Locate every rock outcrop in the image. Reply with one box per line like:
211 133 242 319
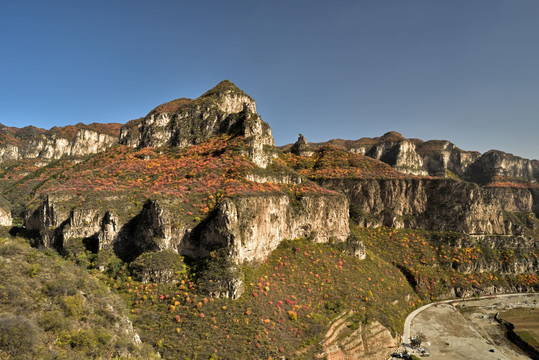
415 139 481 177
361 132 428 176
464 150 539 185
26 193 350 264
119 80 275 168
321 311 398 360
0 123 120 165
319 178 510 235
189 194 350 263
0 196 12 226
290 134 314 156
308 132 428 176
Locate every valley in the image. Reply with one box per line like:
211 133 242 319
0 80 537 359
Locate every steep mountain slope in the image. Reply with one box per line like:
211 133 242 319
0 236 158 359
11 82 349 266
119 80 274 168
284 132 539 217
0 80 537 359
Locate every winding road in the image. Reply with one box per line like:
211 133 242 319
395 293 537 360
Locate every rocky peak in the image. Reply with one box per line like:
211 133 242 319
119 80 274 167
465 150 539 185
380 131 405 141
363 133 428 176
417 140 481 177
290 134 314 156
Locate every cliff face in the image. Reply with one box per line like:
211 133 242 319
26 193 350 264
0 196 12 226
289 133 538 219
0 124 120 165
362 133 428 176
191 194 349 263
319 178 509 235
416 140 481 177
464 150 539 184
449 235 539 275
483 187 534 213
119 80 275 168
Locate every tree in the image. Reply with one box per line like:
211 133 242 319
410 331 427 349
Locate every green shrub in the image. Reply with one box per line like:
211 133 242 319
94 249 124 277
0 315 41 356
70 329 98 352
39 310 71 332
197 249 244 298
62 294 85 318
130 250 187 283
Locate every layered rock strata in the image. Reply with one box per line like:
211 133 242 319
119 80 275 168
0 124 120 164
319 178 510 235
26 193 350 264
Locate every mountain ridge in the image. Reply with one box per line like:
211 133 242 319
0 80 537 359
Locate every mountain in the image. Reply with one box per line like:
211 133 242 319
0 122 121 165
0 80 537 359
284 132 539 217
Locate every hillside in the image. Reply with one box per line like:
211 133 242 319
0 235 158 359
0 80 537 359
283 132 539 218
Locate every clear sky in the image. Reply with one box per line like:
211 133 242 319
1 1 538 159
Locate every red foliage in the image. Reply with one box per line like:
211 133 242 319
281 144 419 179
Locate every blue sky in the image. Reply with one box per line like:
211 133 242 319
1 1 538 159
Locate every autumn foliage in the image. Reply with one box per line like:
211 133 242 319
281 144 419 179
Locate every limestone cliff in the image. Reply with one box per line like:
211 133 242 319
318 178 509 235
0 123 120 165
0 196 12 226
190 193 349 263
483 187 534 213
415 139 481 177
361 132 428 176
464 150 539 184
294 132 428 176
285 132 538 218
119 80 275 168
26 192 350 264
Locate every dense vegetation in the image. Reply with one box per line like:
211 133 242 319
111 239 417 359
0 235 158 359
354 226 538 300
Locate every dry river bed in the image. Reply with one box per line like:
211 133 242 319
407 294 538 360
